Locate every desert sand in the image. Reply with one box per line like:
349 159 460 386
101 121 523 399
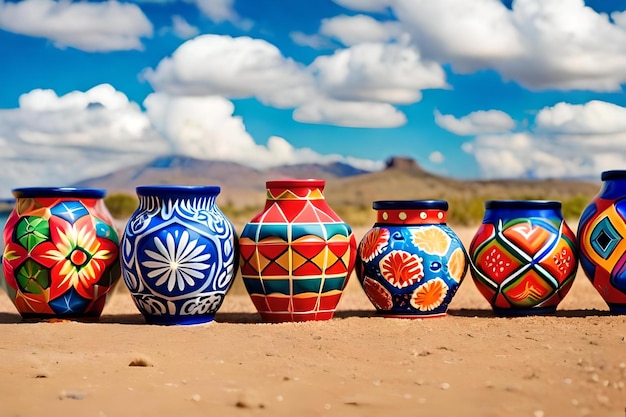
0 226 625 417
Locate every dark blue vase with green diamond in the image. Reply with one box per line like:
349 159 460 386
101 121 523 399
578 170 626 313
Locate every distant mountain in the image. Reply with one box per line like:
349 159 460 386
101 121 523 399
73 155 372 205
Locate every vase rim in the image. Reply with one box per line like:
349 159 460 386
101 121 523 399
12 187 106 199
372 200 448 211
266 179 325 188
136 185 221 197
601 170 626 181
485 200 561 210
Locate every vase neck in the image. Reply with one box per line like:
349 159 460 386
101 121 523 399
265 183 326 202
375 207 447 225
600 178 626 200
139 194 217 211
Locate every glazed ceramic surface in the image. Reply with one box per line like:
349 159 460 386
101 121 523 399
239 180 356 322
356 200 468 318
120 186 237 325
469 200 578 315
578 170 626 313
2 188 120 318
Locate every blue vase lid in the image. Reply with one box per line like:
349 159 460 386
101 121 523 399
601 170 626 181
372 200 449 211
485 200 561 210
136 185 221 197
12 187 106 199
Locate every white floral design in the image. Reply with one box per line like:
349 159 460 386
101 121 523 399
142 230 212 292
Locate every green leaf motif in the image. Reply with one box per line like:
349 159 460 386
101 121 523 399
16 216 50 251
16 259 50 294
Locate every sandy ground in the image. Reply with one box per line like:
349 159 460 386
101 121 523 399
0 226 625 417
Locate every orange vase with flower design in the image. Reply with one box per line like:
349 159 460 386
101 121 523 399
2 188 120 319
356 200 468 318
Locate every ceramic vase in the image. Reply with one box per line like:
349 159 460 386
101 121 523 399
577 170 626 313
356 200 468 318
2 188 120 318
469 200 578 315
120 186 237 325
239 179 356 322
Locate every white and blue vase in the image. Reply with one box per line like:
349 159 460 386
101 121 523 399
120 186 238 325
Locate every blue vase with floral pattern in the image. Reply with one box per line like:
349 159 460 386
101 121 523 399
120 186 237 325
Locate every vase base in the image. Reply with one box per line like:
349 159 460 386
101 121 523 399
607 304 626 314
380 312 447 319
143 315 216 325
259 311 335 322
492 306 557 317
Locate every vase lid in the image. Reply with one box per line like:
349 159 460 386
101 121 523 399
372 200 448 211
12 187 106 199
485 200 561 210
136 185 221 197
601 170 626 181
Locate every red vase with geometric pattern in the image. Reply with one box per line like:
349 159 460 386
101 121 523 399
469 200 578 316
2 188 120 319
238 180 357 322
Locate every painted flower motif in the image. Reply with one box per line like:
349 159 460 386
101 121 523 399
360 228 390 262
410 278 449 312
411 226 451 256
379 250 424 289
142 230 212 292
363 277 393 310
447 247 467 283
41 217 118 300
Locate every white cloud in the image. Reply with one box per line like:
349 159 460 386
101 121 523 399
0 84 383 196
465 101 626 179
392 0 626 91
142 34 315 108
429 151 444 164
293 98 406 128
320 14 402 46
434 109 516 135
311 42 447 104
535 100 626 135
331 0 391 13
144 34 423 127
0 0 153 52
143 92 383 168
0 85 167 196
289 31 334 49
190 0 252 30
172 15 199 39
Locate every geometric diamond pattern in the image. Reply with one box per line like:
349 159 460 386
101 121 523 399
240 182 356 322
50 201 89 225
590 216 622 260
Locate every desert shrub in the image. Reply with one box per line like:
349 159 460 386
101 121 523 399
561 194 592 222
333 204 376 227
104 193 139 219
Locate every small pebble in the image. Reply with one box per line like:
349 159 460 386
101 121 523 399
440 382 450 390
373 380 382 386
596 394 609 405
276 395 284 402
591 374 599 382
564 378 572 385
324 403 331 410
191 394 201 402
571 399 579 406
533 410 544 417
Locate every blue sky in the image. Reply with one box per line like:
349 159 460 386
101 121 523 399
1 0 626 197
